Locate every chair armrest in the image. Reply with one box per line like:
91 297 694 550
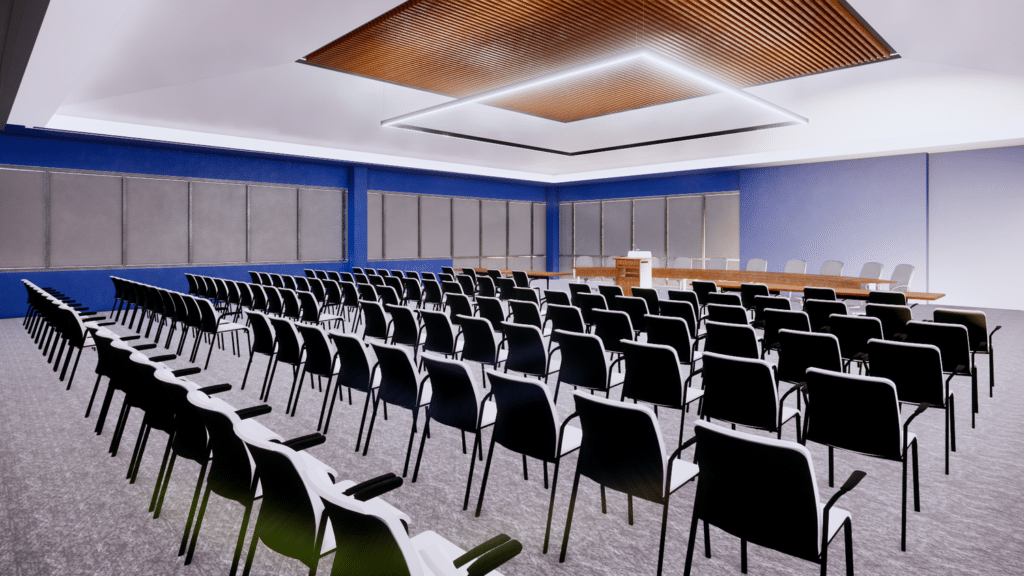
902 403 931 451
199 383 232 395
684 368 704 389
135 343 158 350
148 354 177 363
779 382 806 406
282 433 326 451
121 335 142 341
990 325 1003 349
465 539 523 576
96 321 117 327
172 366 203 378
824 470 866 514
557 413 581 458
343 472 398 496
454 534 513 569
235 404 272 419
346 473 404 501
609 354 625 373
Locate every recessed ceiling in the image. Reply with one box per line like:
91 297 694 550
306 0 895 123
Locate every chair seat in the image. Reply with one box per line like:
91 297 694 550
669 460 700 493
819 504 852 548
781 405 801 426
906 432 917 454
414 530 506 576
558 425 583 456
217 321 248 334
684 386 704 405
236 418 283 443
480 399 497 428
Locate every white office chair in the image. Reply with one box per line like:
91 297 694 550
890 264 915 292
783 259 807 274
819 260 844 276
746 258 768 272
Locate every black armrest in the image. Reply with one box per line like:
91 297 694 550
683 368 704 389
466 540 523 576
779 382 806 406
283 433 326 451
824 471 866 514
97 322 117 327
990 325 1002 348
135 343 158 350
902 403 931 450
454 534 512 568
343 472 398 496
235 404 272 419
148 354 177 363
73 306 90 311
352 476 404 501
199 383 232 395
172 366 203 377
121 335 142 341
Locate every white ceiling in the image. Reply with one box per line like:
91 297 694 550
10 0 1024 183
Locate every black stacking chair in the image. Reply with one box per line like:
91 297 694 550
551 330 623 401
683 422 865 576
476 296 507 335
667 289 700 312
499 321 551 381
776 329 843 399
510 299 544 330
444 293 474 327
359 300 390 342
591 309 634 359
364 343 432 477
630 287 660 315
475 370 582 555
760 309 810 359
865 303 913 340
324 333 379 447
457 315 502 378
368 274 386 287
384 275 405 300
868 339 956 474
544 304 585 354
751 295 790 330
377 285 401 308
280 288 302 321
354 273 369 284
740 283 770 314
658 299 698 340
559 393 700 576
620 340 704 446
543 290 571 307
706 303 749 325
567 282 591 306
704 321 759 359
193 298 250 369
495 277 516 301
264 286 284 317
615 295 650 334
442 266 456 277
422 279 443 310
352 266 364 275
597 285 624 310
904 320 978 428
575 293 607 330
829 314 883 373
803 299 847 333
804 367 924 551
298 290 344 330
294 276 310 293
706 292 742 307
456 274 476 299
439 273 455 284
419 309 460 358
413 355 497 510
933 309 1001 398
282 274 297 291
868 291 907 306
646 314 701 373
263 317 305 407
476 276 496 298
339 281 361 323
421 272 437 282
328 271 343 282
291 324 338 418
321 280 342 315
385 303 420 352
803 286 837 302
401 277 423 308
242 311 276 392
700 351 802 441
691 280 718 314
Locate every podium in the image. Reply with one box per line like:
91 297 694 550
614 251 653 296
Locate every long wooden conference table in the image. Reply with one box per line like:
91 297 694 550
472 268 573 289
572 267 946 301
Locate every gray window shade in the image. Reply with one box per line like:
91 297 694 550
192 181 246 264
367 192 383 260
633 197 667 258
298 187 344 261
531 256 545 271
559 203 573 255
532 202 546 256
453 257 480 270
480 200 507 256
125 178 189 265
668 195 704 259
508 201 532 255
705 193 740 259
384 193 419 259
507 256 531 271
250 185 297 262
49 172 122 267
419 196 452 258
602 200 632 257
0 168 46 268
573 202 601 256
452 198 480 257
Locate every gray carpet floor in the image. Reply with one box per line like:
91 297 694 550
2 288 1023 576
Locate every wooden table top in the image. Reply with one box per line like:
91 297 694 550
573 266 894 291
471 268 573 278
712 281 945 301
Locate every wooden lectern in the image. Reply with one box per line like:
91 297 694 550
614 253 652 296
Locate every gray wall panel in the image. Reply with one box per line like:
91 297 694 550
573 202 601 256
480 200 507 256
668 195 704 259
559 203 573 255
453 198 480 257
420 196 452 258
49 172 122 267
367 192 383 260
384 193 419 259
0 168 46 268
192 181 246 264
508 201 532 256
602 200 632 257
532 203 546 256
705 193 740 259
298 188 344 261
634 197 667 257
507 256 531 271
250 185 297 262
453 257 480 270
125 177 189 265
480 256 506 270
531 256 545 272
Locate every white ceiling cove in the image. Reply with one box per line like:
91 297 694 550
10 0 1024 183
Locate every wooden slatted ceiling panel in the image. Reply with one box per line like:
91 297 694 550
307 0 892 123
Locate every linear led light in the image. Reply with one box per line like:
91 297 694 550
380 48 808 127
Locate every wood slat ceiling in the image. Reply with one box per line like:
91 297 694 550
306 0 894 123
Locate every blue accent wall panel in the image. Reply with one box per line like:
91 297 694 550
557 171 739 202
367 168 544 201
739 154 928 290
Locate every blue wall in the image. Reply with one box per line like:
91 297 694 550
739 154 928 289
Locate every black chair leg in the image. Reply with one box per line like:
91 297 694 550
150 435 174 513
241 350 256 390
352 389 373 450
180 459 208 556
475 435 499 517
741 538 748 574
683 510 699 576
231 502 254 576
844 518 854 576
557 471 582 562
241 527 259 576
361 394 381 456
412 413 431 483
542 458 561 554
185 484 212 564
86 375 104 418
402 408 420 477
463 431 482 511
